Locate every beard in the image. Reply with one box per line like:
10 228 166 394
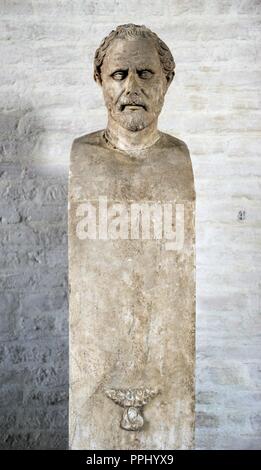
111 108 157 132
104 89 166 132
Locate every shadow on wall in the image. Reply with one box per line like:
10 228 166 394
0 105 69 449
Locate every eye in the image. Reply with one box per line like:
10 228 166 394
111 70 127 80
138 69 153 79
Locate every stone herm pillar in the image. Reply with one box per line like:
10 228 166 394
69 24 195 450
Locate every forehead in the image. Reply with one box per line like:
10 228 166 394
101 38 161 72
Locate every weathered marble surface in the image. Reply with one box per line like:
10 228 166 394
69 130 195 449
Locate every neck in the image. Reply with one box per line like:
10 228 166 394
104 116 160 152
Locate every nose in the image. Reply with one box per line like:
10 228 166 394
125 71 139 96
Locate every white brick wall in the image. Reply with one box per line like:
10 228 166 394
0 0 260 449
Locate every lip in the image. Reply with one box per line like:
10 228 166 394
120 104 146 111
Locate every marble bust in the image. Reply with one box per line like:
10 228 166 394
69 24 195 450
93 23 175 154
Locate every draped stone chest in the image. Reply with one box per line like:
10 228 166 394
69 24 195 450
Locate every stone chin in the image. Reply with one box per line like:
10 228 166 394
110 109 159 132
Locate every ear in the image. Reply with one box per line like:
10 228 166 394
166 71 174 89
94 71 103 87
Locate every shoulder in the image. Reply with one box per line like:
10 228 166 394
71 130 104 150
159 131 190 156
159 132 195 192
70 130 105 166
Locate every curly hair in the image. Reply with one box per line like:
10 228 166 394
94 24 175 85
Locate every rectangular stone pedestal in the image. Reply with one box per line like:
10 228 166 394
69 131 195 449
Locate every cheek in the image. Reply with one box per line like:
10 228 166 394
155 78 166 94
103 82 122 106
149 87 165 109
147 78 166 103
102 86 112 105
